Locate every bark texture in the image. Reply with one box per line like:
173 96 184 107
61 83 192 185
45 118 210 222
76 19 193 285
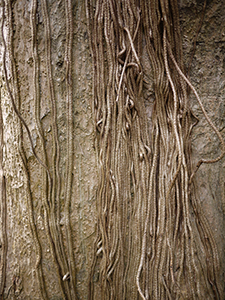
0 0 224 299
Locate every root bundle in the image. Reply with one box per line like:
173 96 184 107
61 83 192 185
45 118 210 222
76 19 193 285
86 0 224 299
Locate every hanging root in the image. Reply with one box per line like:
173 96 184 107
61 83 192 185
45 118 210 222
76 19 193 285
86 0 223 299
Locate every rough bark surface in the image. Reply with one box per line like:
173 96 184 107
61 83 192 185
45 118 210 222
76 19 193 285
180 0 225 292
0 0 224 299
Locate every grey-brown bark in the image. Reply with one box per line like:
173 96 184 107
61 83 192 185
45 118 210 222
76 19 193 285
0 0 224 299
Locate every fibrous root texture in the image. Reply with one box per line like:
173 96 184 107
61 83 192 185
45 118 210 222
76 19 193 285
86 0 225 299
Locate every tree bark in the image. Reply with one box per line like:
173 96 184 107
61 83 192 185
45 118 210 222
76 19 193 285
0 0 224 299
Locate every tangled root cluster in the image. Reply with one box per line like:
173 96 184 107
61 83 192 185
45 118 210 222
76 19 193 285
86 0 224 299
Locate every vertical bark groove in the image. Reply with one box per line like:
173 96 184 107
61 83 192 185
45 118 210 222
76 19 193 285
0 87 7 300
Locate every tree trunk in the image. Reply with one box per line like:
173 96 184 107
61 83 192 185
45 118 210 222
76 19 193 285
0 0 224 299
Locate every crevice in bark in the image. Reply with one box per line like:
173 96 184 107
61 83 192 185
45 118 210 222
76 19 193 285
0 86 7 300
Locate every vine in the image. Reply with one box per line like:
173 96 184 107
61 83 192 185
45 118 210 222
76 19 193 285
2 1 48 298
2 0 77 298
64 0 77 298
